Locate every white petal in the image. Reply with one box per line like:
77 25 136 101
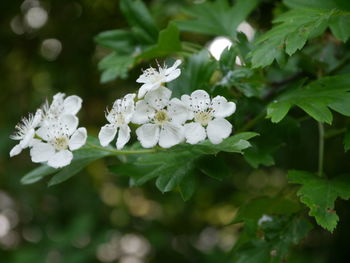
132 100 155 124
32 109 42 127
10 144 22 157
168 98 192 124
181 90 210 112
121 93 136 108
52 93 65 107
136 124 160 148
48 150 73 168
69 127 87 150
36 126 50 141
165 69 180 82
180 94 191 107
59 114 79 135
19 128 35 148
63 95 82 115
211 96 236 118
184 122 207 144
136 72 151 84
207 118 232 144
98 124 117 147
116 125 131 149
29 138 41 147
53 92 65 102
138 83 159 98
159 123 184 148
165 59 182 75
144 86 171 110
120 93 136 121
30 142 55 163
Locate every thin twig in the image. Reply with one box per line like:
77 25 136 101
318 122 325 177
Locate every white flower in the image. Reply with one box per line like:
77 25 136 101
258 214 273 226
9 109 42 157
132 87 189 148
136 60 182 99
41 92 82 125
181 90 236 144
30 114 87 168
98 93 135 149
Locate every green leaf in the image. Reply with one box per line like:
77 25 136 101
288 170 350 231
94 30 137 54
175 0 258 38
283 0 337 9
21 138 113 186
108 133 257 199
244 145 275 168
120 0 158 44
138 23 181 59
250 8 350 68
177 132 258 155
329 14 350 42
48 140 113 186
155 157 195 193
218 52 267 98
98 54 135 83
179 172 197 201
266 74 350 123
343 126 350 152
168 49 217 98
21 165 58 185
267 102 292 123
232 216 312 263
233 196 301 224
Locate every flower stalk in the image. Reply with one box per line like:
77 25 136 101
86 142 157 155
318 122 325 177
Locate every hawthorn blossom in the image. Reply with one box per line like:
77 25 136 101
132 87 189 148
136 60 182 98
181 90 236 144
98 93 135 149
31 115 87 168
41 92 82 126
9 109 42 157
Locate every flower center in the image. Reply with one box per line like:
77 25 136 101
154 110 169 125
52 136 69 151
115 113 125 125
195 111 213 126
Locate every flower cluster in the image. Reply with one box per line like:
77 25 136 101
10 93 87 168
10 60 236 169
99 60 236 149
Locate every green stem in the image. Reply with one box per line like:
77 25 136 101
318 122 325 177
86 143 157 155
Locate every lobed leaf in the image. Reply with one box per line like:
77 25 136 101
138 23 181 60
267 74 350 123
289 170 350 232
250 7 350 68
175 0 258 39
233 196 301 224
120 0 158 44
